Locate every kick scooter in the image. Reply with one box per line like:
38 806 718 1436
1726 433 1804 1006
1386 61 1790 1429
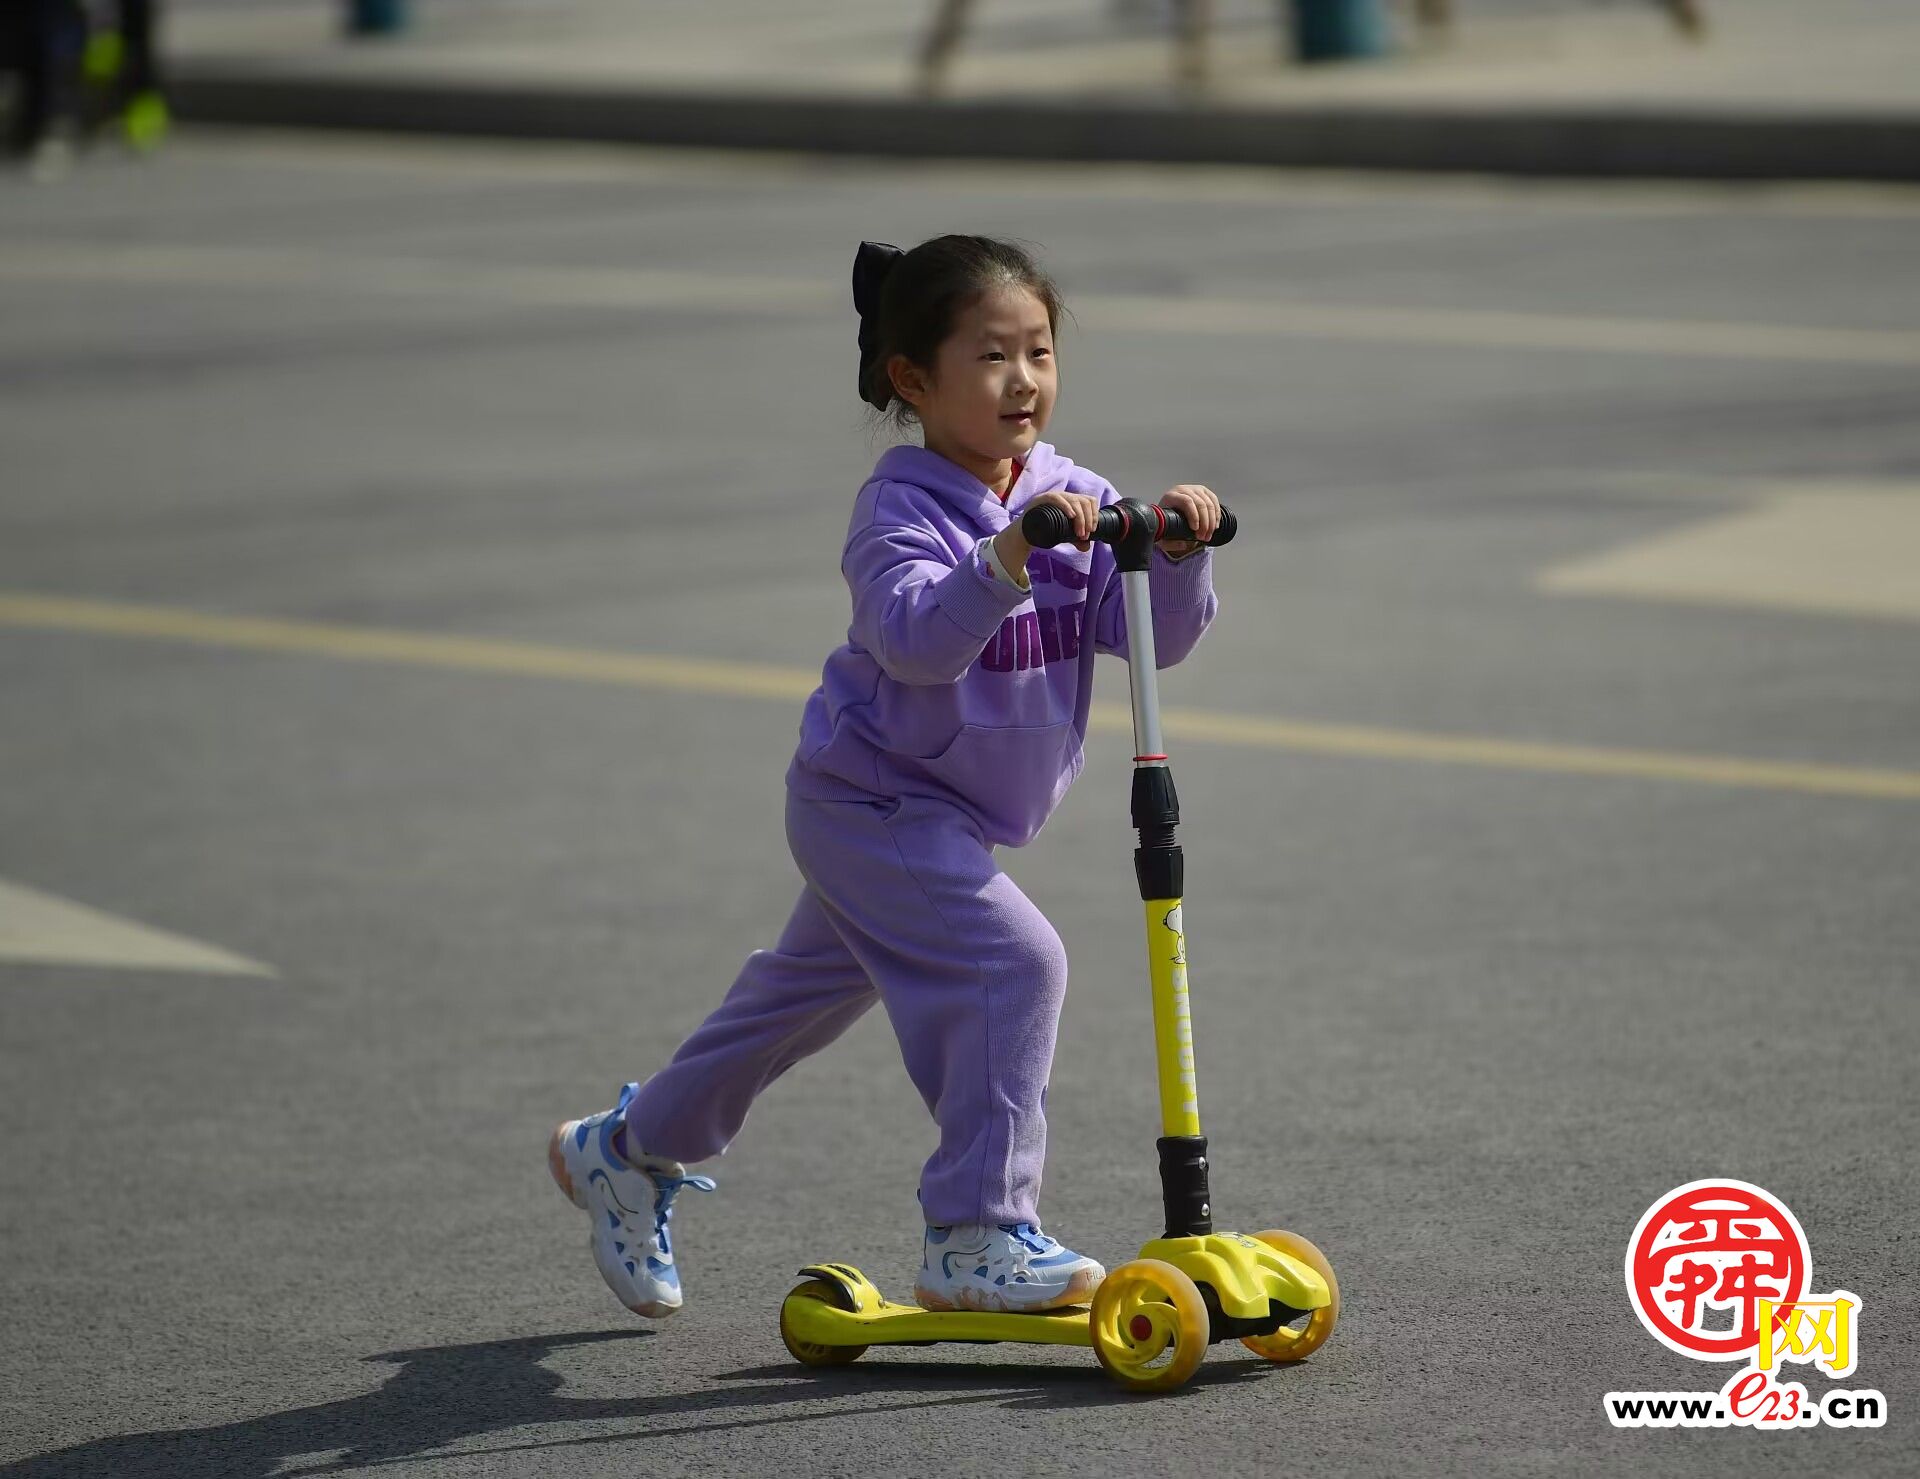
779 497 1339 1393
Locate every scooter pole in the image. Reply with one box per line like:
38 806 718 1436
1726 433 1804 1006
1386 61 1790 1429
1020 497 1237 1240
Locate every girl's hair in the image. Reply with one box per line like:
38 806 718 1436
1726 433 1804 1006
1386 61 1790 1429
853 235 1066 426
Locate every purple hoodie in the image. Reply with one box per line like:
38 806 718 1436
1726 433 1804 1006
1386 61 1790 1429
785 441 1218 848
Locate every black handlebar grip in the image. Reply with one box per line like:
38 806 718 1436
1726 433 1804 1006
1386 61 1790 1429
1020 501 1236 549
1019 503 1078 550
1153 506 1238 548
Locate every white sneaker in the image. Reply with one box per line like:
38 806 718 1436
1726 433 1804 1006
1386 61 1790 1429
26 132 75 184
548 1082 714 1318
914 1222 1105 1313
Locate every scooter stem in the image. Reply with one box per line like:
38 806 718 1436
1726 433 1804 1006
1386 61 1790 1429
1112 502 1214 1240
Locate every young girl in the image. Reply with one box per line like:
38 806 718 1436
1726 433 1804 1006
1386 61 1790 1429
550 235 1222 1318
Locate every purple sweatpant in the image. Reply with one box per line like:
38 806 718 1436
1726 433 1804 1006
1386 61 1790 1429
622 789 1068 1226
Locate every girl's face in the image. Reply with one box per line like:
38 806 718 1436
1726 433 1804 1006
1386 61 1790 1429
892 284 1058 476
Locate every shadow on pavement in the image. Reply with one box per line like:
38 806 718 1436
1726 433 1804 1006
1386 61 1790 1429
1 1330 652 1478
5 1331 1291 1475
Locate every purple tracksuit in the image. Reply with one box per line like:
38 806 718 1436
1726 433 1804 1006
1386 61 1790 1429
623 441 1217 1225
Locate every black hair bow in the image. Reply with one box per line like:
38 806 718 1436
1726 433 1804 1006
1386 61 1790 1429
853 240 904 409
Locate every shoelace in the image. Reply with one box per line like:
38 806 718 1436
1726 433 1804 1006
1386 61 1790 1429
999 1222 1058 1256
650 1173 716 1255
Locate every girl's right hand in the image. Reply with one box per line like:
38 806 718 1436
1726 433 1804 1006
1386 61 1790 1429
997 490 1101 569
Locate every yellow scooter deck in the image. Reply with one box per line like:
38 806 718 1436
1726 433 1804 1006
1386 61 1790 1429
781 1229 1331 1357
783 1263 1093 1349
785 1297 1095 1349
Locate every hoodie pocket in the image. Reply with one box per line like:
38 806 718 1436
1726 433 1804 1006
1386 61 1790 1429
904 721 1083 844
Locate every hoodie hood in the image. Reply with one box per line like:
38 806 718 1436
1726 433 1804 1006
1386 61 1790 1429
870 440 1076 534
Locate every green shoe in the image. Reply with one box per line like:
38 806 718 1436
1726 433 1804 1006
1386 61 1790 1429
123 91 170 154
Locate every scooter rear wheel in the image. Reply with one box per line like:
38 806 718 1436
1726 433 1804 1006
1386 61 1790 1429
1238 1229 1339 1362
1090 1258 1209 1392
780 1277 868 1366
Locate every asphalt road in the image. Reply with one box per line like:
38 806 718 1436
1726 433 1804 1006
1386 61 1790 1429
1 134 1916 1476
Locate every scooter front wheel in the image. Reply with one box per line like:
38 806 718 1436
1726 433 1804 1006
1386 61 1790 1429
1239 1229 1339 1362
780 1278 868 1366
1090 1258 1209 1393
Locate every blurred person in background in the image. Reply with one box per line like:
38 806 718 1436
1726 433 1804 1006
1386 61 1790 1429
5 0 85 175
4 0 164 176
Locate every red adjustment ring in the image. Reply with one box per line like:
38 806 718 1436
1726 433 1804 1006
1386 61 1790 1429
1149 505 1168 540
1134 754 1169 762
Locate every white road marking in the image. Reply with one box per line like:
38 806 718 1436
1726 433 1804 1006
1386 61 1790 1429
0 878 275 977
0 243 838 315
1083 294 1920 366
2 242 1918 367
1537 482 1920 623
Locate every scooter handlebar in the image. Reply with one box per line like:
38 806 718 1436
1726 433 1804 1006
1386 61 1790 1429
1020 500 1237 551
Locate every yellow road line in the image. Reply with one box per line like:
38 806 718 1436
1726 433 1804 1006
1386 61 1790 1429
3 591 1917 802
5 243 1920 368
0 592 816 702
1122 708 1920 801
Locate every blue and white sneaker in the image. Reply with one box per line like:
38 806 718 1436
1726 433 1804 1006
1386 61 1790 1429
548 1083 715 1318
913 1222 1105 1313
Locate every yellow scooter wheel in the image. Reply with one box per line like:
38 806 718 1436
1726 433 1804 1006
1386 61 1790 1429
780 1278 867 1366
1239 1230 1340 1362
1090 1258 1209 1393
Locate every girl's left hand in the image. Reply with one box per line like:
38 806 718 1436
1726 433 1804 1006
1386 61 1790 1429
1158 484 1222 558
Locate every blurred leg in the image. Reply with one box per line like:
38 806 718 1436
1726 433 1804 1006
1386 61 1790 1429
1660 0 1706 39
1175 0 1210 86
116 0 159 95
917 0 971 92
12 0 83 153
